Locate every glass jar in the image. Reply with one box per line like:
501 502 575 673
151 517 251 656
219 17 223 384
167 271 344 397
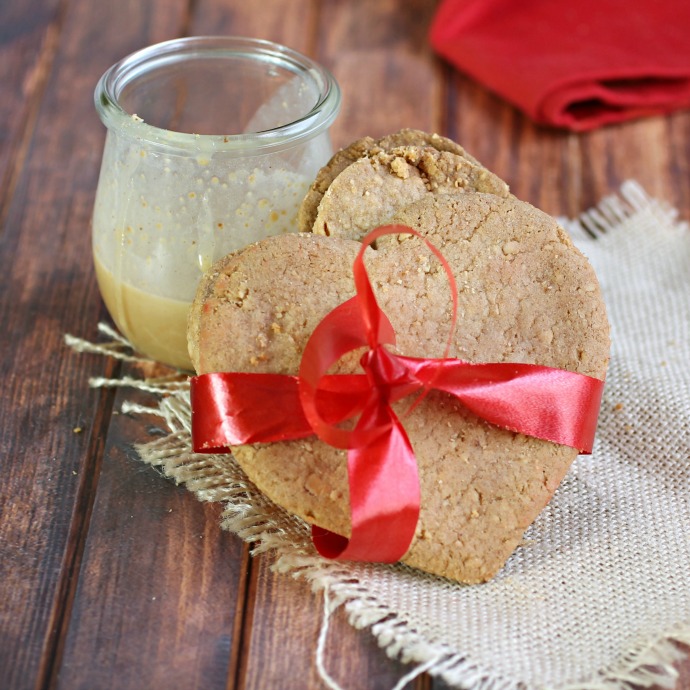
92 36 341 370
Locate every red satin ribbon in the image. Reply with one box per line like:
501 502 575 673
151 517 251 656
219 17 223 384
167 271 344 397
190 225 604 564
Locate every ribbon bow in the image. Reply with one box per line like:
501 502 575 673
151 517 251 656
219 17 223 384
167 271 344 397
190 225 604 564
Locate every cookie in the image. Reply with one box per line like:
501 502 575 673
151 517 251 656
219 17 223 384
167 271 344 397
376 128 482 167
188 192 609 583
297 136 377 234
311 145 510 242
297 129 487 233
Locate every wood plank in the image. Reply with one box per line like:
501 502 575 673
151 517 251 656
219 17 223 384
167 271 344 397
54 1 321 688
578 114 690 217
238 556 417 690
55 378 247 690
0 0 62 228
0 342 116 690
36 0 255 684
184 0 317 53
0 0 189 688
318 0 443 148
176 5 328 689
230 1 446 688
666 113 690 220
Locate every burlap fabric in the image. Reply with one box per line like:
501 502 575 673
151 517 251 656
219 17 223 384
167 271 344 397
67 181 690 690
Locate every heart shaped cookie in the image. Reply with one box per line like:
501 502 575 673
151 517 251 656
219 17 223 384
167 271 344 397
188 191 609 583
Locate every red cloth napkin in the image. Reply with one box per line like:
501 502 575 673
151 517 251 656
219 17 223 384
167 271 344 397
429 0 690 131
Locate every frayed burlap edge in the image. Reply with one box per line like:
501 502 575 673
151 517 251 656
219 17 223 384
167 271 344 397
66 181 690 690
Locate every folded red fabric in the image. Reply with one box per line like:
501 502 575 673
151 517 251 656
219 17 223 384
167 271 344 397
429 0 690 131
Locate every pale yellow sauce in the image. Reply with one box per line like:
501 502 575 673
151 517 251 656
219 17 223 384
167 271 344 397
94 253 193 371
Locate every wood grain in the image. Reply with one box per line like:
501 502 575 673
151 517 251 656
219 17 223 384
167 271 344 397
0 0 188 688
319 0 443 148
184 0 318 53
237 556 415 690
55 377 246 690
0 0 62 230
0 0 104 685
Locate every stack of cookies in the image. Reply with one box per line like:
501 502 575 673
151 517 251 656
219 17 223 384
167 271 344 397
187 130 609 584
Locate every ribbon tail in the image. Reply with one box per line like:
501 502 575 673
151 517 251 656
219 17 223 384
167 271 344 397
190 373 315 451
190 372 376 451
398 357 605 454
445 364 604 453
312 402 420 562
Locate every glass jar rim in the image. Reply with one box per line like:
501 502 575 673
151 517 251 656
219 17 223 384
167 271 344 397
94 36 341 156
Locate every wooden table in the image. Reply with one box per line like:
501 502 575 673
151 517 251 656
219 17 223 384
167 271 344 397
1 0 689 688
